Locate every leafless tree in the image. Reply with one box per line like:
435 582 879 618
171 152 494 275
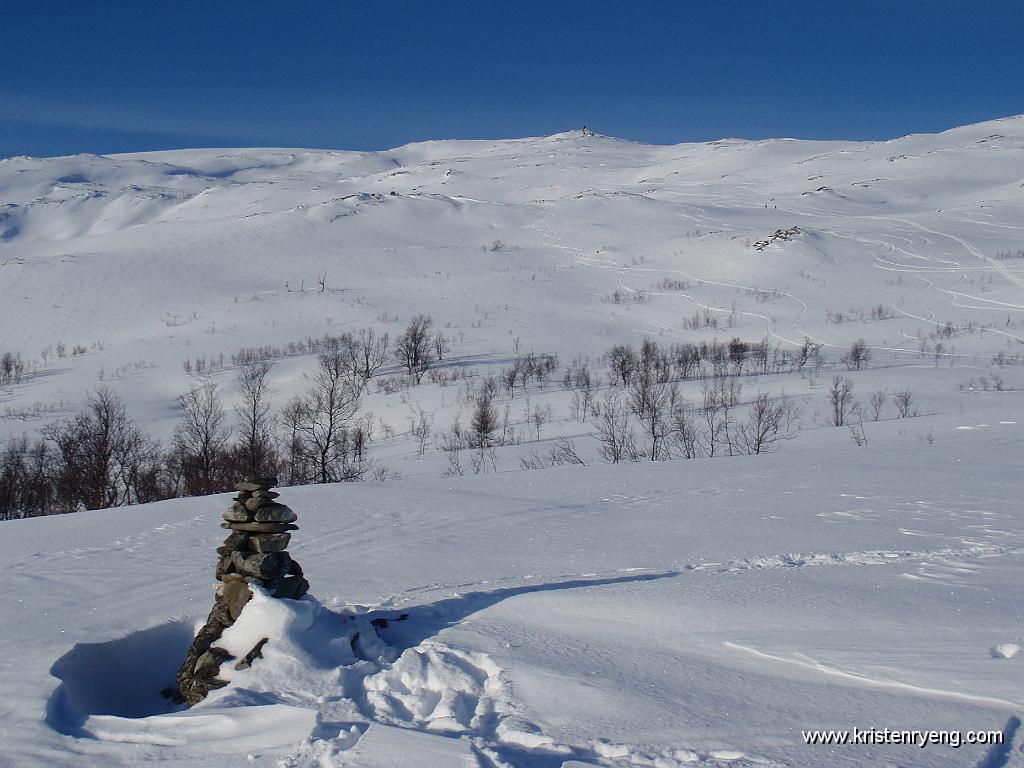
869 389 886 421
0 434 57 519
669 401 702 459
842 338 872 371
350 327 390 388
735 393 800 454
848 404 868 446
277 396 311 486
520 437 587 470
750 336 771 375
433 331 451 362
394 314 435 383
829 375 855 426
701 374 742 456
533 353 559 389
501 360 524 398
894 388 913 418
549 437 586 466
795 336 820 373
235 361 276 479
440 424 466 478
173 382 233 496
408 405 432 457
43 386 161 510
571 378 595 422
595 393 638 463
530 402 552 442
470 392 499 450
0 352 26 386
468 445 498 475
606 344 638 387
631 379 676 460
297 349 363 483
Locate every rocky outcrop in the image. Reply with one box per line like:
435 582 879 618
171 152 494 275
169 477 309 705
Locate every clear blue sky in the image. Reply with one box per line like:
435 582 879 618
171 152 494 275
2 0 1022 157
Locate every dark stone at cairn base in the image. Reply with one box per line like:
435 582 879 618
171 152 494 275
172 594 236 705
234 638 269 671
272 575 310 600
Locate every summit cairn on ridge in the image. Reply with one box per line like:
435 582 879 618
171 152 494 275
170 476 309 705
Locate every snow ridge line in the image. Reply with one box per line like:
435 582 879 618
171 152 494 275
724 642 1022 709
373 541 1023 610
698 541 1023 574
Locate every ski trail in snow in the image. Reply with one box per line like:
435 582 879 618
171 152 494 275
723 642 1022 709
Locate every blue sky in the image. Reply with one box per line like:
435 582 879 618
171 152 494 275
2 0 1022 157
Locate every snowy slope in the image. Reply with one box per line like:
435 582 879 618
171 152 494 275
2 413 1023 768
2 116 1024 444
2 118 1024 767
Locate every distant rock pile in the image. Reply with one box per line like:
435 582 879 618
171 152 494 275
170 477 309 705
752 226 801 251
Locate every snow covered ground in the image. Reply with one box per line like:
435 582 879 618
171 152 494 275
3 115 1024 450
2 116 1024 766
2 411 1022 767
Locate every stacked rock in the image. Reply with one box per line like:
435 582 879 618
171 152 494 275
216 477 308 598
170 476 310 705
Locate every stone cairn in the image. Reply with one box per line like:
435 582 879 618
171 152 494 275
170 476 310 705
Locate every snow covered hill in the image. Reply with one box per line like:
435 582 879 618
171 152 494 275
2 116 1024 446
2 117 1024 767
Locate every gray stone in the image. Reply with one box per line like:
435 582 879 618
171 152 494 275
252 489 280 500
236 476 277 491
244 496 275 512
273 576 310 600
234 638 269 670
222 503 254 523
222 521 298 533
222 530 251 551
254 503 297 523
215 555 235 581
193 647 232 677
218 580 252 620
239 551 291 580
249 533 291 553
229 550 247 573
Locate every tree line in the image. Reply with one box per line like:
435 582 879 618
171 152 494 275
1 321 888 520
0 316 453 520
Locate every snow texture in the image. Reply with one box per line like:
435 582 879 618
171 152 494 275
3 118 1024 766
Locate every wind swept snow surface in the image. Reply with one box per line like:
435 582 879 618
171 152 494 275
3 119 1024 766
4 117 1024 445
3 428 1024 767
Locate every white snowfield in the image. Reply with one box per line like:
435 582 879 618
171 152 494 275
2 117 1024 767
2 427 1023 768
2 115 1024 442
